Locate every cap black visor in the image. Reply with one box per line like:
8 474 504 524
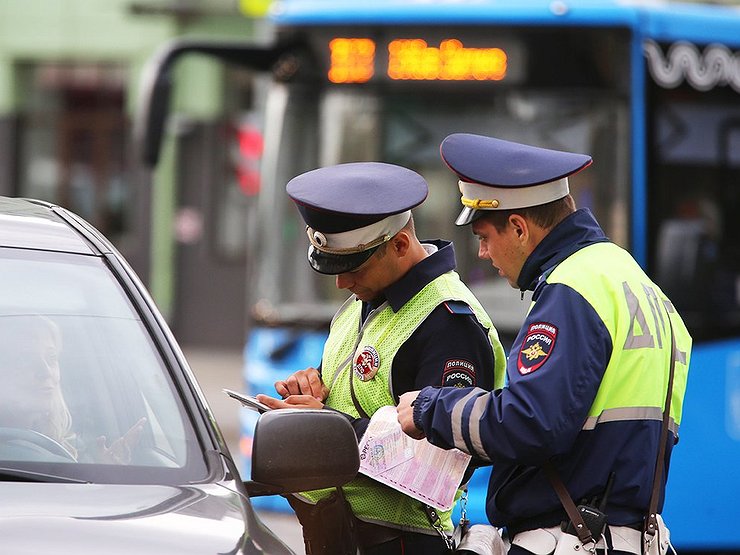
308 245 380 275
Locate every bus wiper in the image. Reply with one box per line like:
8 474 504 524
0 466 88 483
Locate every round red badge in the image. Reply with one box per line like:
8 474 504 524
353 346 380 381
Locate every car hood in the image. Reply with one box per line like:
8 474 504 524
0 480 285 554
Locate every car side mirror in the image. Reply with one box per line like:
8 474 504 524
245 409 359 496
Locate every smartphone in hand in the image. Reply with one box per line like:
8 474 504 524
223 388 272 413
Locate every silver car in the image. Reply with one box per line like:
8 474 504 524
0 196 357 554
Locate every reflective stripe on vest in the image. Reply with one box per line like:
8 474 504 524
299 270 506 533
545 242 691 431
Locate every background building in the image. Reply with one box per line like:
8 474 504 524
0 0 269 347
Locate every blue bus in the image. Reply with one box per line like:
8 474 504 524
136 1 740 551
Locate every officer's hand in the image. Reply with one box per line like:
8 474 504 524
256 393 324 410
275 367 328 401
397 391 425 440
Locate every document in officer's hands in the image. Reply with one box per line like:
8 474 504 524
358 405 471 511
223 388 272 413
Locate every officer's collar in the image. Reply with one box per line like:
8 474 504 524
517 208 608 291
364 239 456 313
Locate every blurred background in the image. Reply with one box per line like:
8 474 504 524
0 0 275 346
1 1 740 553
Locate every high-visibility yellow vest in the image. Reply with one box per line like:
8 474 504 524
299 270 506 533
545 242 691 431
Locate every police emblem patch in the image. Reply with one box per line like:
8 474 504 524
518 322 557 375
353 346 380 381
442 359 476 387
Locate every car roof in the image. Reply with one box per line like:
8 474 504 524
0 197 96 255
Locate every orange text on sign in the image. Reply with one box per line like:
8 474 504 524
387 39 507 81
328 38 376 83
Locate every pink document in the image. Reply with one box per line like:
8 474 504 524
358 405 471 511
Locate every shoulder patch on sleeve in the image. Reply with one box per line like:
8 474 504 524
518 322 558 376
443 301 474 315
442 359 476 387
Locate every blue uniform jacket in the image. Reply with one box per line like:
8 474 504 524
413 210 676 531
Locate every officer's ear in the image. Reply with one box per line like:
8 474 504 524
510 213 548 249
390 231 411 257
508 214 529 242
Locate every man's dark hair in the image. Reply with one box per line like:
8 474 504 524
480 194 576 232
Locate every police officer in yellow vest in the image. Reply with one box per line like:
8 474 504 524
397 134 692 555
256 161 506 555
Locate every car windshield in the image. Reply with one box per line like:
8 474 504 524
0 247 208 484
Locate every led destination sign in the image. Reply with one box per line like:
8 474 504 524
328 38 376 83
388 39 507 81
328 37 509 84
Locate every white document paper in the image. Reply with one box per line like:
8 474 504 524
358 405 471 511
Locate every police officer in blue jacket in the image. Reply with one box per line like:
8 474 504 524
397 134 692 555
257 162 506 555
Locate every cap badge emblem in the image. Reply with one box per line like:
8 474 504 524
313 230 327 247
353 346 380 381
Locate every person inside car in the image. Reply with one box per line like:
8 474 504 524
0 314 145 464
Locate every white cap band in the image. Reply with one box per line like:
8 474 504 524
308 211 412 254
458 177 570 211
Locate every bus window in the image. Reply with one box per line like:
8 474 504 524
319 89 381 165
649 85 740 341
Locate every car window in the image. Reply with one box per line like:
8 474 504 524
0 247 208 483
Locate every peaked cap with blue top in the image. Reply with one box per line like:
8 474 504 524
286 162 428 274
440 133 592 225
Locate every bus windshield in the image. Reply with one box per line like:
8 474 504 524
253 63 630 340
